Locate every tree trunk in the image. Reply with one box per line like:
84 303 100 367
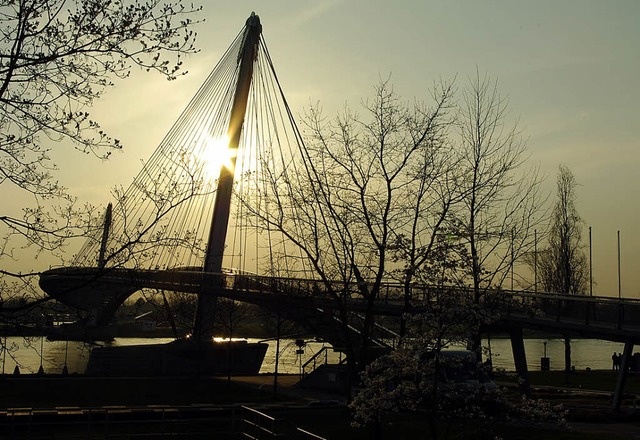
273 313 281 399
564 335 572 378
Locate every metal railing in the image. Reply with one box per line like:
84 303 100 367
301 346 344 377
1 405 328 440
1 404 236 439
42 266 640 339
239 406 326 439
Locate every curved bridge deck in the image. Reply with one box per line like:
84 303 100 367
40 267 640 343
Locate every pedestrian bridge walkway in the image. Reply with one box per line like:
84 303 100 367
40 266 640 344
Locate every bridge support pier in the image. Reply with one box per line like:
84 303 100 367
509 327 530 395
612 341 634 411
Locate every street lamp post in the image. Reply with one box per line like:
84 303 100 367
617 230 622 300
589 226 593 296
534 229 538 293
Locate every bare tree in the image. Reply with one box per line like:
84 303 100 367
452 70 545 357
215 298 254 341
79 146 217 270
34 146 220 334
385 83 461 336
537 165 588 295
534 164 588 374
0 0 201 233
247 78 457 373
241 70 544 387
0 0 201 316
166 291 197 332
215 298 255 380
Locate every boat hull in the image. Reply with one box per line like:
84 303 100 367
85 339 268 376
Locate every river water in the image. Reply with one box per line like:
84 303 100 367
0 336 627 375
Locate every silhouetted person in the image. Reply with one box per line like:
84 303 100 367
619 353 624 370
612 352 619 371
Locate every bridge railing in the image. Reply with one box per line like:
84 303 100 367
495 289 640 333
46 266 640 335
301 346 347 377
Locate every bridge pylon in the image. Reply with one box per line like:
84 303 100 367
192 13 262 341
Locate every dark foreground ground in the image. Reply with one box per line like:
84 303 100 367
2 371 640 439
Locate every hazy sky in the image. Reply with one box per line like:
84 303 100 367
50 0 639 297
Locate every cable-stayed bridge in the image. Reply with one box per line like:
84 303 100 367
39 12 404 356
41 13 311 336
37 13 640 405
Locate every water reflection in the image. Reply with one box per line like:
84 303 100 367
0 336 627 375
484 338 625 371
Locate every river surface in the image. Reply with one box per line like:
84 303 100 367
0 336 627 375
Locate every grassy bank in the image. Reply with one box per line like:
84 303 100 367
498 369 640 394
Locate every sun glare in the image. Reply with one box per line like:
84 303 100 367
202 135 237 179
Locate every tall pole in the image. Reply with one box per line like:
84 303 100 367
193 13 262 341
2 335 6 375
510 228 514 291
273 313 281 398
63 337 69 375
589 226 593 296
587 226 593 324
534 229 537 293
38 331 44 374
617 230 621 300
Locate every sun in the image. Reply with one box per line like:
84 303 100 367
202 135 237 179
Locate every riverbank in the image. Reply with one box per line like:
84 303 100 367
499 369 640 395
6 370 635 409
0 324 577 340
